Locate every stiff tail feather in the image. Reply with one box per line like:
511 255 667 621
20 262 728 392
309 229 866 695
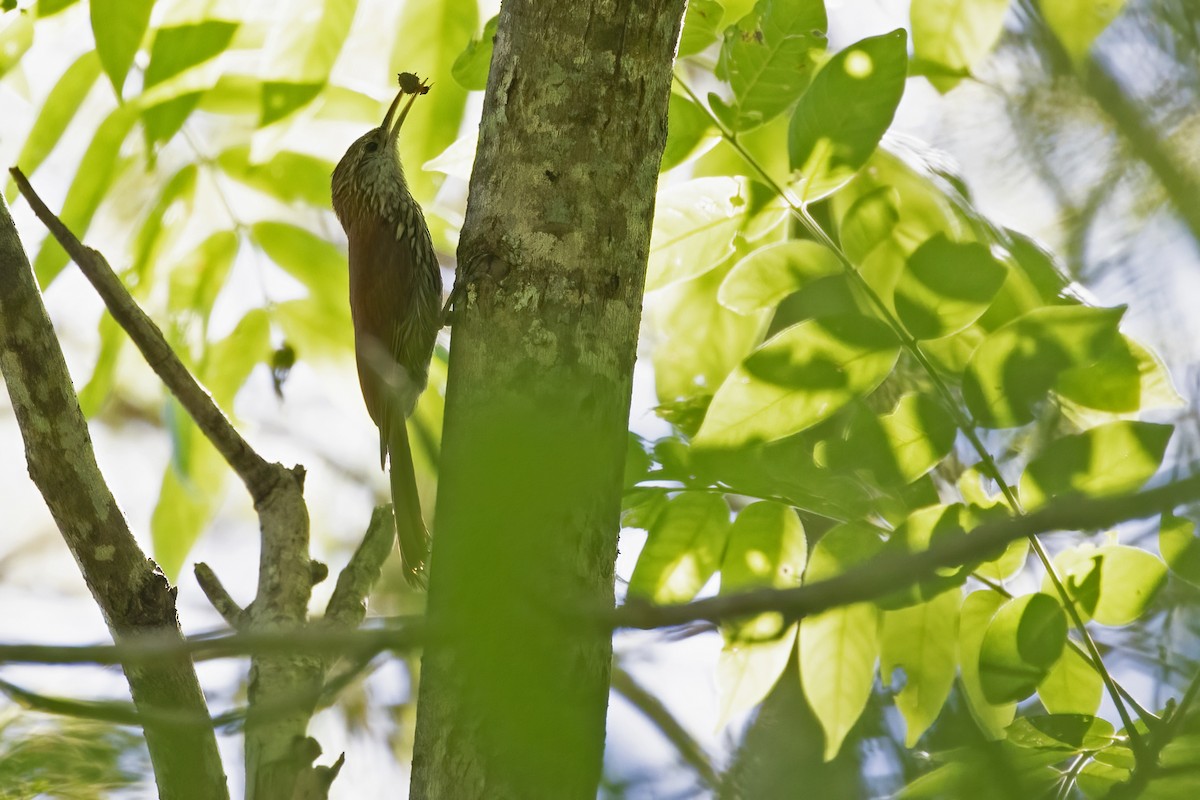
387 417 430 588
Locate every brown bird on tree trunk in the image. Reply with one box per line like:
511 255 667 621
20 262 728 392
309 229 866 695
331 75 442 588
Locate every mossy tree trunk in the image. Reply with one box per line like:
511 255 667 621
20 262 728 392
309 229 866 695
410 1 686 797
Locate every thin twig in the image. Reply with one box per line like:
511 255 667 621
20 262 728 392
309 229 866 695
0 621 426 666
611 662 721 790
195 563 245 628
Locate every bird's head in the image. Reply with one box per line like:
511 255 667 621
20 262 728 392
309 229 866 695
331 79 426 227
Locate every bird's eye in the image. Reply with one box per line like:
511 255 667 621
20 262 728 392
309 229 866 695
365 141 379 153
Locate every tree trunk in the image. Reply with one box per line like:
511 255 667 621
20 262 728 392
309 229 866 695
410 1 685 797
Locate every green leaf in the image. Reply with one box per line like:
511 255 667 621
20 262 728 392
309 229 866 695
1047 543 1167 626
716 501 806 726
661 91 716 172
716 625 796 728
1019 421 1172 510
962 304 1125 428
895 234 1007 339
1056 335 1183 421
911 0 1010 92
800 522 884 760
216 146 335 207
978 593 1067 704
1078 763 1130 798
91 0 154 96
788 29 908 202
973 537 1029 582
647 176 753 292
694 314 900 449
258 0 356 123
1006 714 1114 751
1160 513 1200 589
677 0 724 58
5 51 101 203
451 14 496 90
0 9 33 77
878 393 958 483
1037 645 1101 715
167 231 239 327
877 505 972 609
651 254 769 434
252 221 349 317
131 165 198 281
204 307 270 408
718 240 841 314
818 394 958 491
33 104 137 286
141 20 239 145
838 185 899 264
958 590 1015 738
37 0 79 16
722 501 807 594
628 493 731 604
77 313 123 417
881 588 960 746
391 0 476 204
710 0 827 132
1041 0 1127 68
273 298 353 357
261 81 322 126
152 310 267 578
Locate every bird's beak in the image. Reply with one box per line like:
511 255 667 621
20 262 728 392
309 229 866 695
380 87 421 144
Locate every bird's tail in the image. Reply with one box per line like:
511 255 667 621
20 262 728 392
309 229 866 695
388 417 431 589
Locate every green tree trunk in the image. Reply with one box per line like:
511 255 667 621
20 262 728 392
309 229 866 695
410 1 685 797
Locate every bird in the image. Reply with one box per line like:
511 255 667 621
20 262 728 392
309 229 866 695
331 74 442 588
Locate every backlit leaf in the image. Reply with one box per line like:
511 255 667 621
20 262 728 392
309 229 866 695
33 104 137 286
5 51 101 204
1160 513 1200 589
882 588 960 745
962 304 1124 428
91 0 154 96
788 30 908 202
710 0 827 132
978 593 1067 704
716 502 806 726
141 20 239 145
800 522 884 760
718 240 841 314
694 314 900 449
958 590 1015 738
451 14 497 90
677 0 724 59
648 177 753 291
1047 544 1166 626
1041 0 1127 68
1037 645 1101 715
1019 421 1172 510
911 0 1010 92
895 234 1007 339
628 493 731 604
